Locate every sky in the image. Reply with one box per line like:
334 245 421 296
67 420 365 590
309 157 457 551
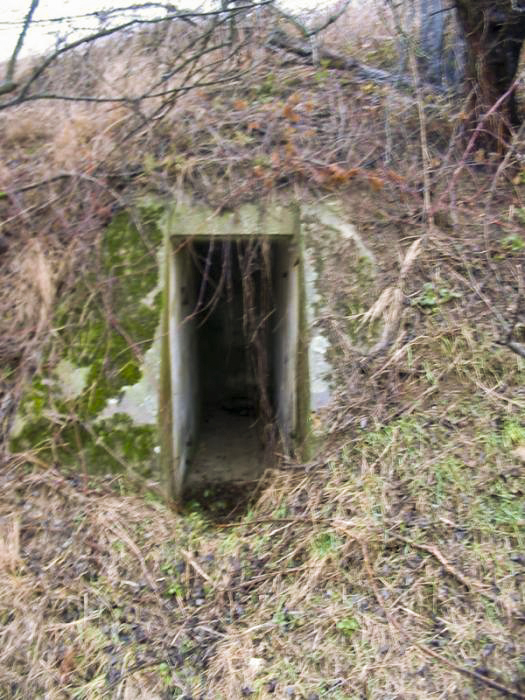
0 1 192 62
0 0 331 63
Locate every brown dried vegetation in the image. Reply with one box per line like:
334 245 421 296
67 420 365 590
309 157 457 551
0 2 524 698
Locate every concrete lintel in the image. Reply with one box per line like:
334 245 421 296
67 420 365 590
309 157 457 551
165 201 298 239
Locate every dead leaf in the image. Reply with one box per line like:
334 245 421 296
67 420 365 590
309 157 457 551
284 141 295 159
326 164 358 184
59 648 76 680
282 103 300 123
386 169 406 184
368 174 384 191
511 445 525 463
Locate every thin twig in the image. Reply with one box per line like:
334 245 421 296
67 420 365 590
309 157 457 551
440 71 525 208
360 541 525 700
180 549 217 589
390 533 499 602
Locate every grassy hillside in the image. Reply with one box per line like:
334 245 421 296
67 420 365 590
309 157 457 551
0 2 524 698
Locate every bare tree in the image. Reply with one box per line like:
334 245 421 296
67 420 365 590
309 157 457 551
4 0 525 158
454 0 525 149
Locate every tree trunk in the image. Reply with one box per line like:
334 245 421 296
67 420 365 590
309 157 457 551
421 0 464 88
455 0 525 151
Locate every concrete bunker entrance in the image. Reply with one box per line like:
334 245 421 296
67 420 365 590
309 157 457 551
189 238 275 491
164 227 305 502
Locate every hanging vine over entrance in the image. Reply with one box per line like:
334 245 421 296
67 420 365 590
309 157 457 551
185 236 279 459
237 237 278 451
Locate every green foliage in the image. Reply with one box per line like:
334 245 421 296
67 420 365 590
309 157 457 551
501 418 525 446
514 207 525 223
314 62 331 84
255 75 276 97
412 282 462 309
273 603 304 631
336 616 360 637
157 661 172 686
500 233 524 253
312 531 341 556
433 457 466 504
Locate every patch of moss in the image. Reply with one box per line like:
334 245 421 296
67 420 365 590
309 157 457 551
10 207 163 476
77 415 157 474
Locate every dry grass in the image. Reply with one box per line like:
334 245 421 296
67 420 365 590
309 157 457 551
0 1 525 697
1 365 524 698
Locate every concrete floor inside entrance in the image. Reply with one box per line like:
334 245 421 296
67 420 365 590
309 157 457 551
185 408 263 490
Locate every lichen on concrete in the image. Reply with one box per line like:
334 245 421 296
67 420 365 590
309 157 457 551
301 198 377 411
9 192 379 492
10 201 164 476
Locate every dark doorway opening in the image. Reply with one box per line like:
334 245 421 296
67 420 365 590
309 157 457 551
163 227 302 505
183 238 278 495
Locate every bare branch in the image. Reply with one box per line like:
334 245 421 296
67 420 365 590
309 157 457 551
267 6 310 38
269 0 351 39
0 4 179 26
0 1 271 110
497 281 525 359
308 0 353 37
1 0 40 94
267 29 415 90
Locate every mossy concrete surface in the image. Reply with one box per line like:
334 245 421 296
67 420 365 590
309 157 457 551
301 198 376 416
10 200 164 477
162 199 298 239
9 194 375 496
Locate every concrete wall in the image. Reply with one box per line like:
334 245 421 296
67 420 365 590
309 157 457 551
272 238 301 451
160 240 200 500
10 194 376 501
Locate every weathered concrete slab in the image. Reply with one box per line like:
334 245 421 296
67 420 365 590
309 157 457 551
9 194 374 501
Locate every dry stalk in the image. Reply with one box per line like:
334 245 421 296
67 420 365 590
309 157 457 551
360 540 525 700
360 237 422 359
390 533 499 603
0 516 21 574
103 522 159 594
180 548 217 590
